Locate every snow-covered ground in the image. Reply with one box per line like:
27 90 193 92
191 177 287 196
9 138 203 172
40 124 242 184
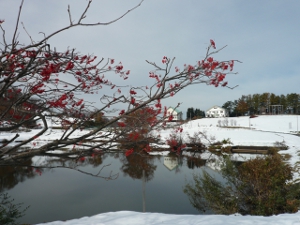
2 115 300 224
37 211 300 225
158 115 300 179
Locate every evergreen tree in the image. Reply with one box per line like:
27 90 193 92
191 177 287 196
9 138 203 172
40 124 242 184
286 93 300 114
194 108 205 118
186 108 195 120
222 101 236 117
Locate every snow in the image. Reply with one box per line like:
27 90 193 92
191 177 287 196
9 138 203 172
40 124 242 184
2 115 300 224
157 115 300 179
38 211 300 225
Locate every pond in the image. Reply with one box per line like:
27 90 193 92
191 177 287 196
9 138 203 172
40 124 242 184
1 152 220 224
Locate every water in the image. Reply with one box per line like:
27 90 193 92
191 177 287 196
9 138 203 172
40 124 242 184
1 153 217 224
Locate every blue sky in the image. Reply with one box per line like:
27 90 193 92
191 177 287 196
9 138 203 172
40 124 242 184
1 0 300 118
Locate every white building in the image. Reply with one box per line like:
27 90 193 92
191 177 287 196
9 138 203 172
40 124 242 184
166 107 183 121
206 105 228 118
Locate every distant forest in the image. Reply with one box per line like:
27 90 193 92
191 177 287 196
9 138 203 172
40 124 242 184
221 93 300 117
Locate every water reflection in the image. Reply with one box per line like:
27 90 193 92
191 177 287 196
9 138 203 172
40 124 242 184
1 152 218 224
0 158 42 192
163 156 178 171
120 153 157 181
44 153 105 168
186 155 206 169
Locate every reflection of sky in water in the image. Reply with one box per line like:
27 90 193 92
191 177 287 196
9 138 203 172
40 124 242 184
4 154 219 224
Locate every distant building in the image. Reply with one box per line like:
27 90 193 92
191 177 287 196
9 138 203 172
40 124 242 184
166 107 183 121
206 105 228 118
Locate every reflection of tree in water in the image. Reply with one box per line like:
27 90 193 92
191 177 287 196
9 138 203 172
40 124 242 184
186 155 206 169
0 158 40 192
37 152 117 179
120 154 157 181
44 152 105 168
0 153 109 192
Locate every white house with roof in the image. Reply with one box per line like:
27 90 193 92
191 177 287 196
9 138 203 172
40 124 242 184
166 107 183 121
206 105 228 118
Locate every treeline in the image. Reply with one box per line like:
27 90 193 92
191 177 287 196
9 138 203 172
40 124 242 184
186 107 205 120
222 93 300 117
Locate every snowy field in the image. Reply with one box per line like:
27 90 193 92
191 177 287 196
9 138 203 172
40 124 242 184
2 115 300 224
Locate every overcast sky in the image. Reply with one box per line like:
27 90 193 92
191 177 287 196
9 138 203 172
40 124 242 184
1 0 300 118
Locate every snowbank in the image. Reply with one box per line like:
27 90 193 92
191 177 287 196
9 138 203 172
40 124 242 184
37 211 300 225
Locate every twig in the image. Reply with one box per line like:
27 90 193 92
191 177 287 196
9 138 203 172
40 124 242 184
21 22 34 44
67 5 73 25
12 0 25 50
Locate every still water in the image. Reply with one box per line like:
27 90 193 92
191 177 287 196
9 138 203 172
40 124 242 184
1 153 218 224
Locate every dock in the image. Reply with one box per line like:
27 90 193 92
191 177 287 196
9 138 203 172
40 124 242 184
230 145 287 154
